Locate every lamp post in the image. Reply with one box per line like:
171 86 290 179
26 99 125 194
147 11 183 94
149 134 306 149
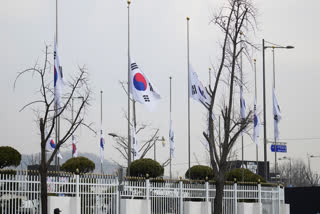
262 39 294 181
278 156 291 185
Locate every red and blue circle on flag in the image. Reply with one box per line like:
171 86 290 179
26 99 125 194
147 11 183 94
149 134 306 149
133 73 147 91
50 139 56 149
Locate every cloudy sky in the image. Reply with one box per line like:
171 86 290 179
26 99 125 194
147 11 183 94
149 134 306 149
2 0 320 177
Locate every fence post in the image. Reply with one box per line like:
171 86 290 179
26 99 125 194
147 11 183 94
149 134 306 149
258 180 262 214
179 177 183 214
205 179 209 214
205 180 209 202
76 174 80 198
234 179 238 214
75 173 80 214
146 177 150 200
116 176 120 214
278 185 281 214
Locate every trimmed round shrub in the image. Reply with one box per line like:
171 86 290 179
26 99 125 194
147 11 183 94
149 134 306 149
226 168 265 182
130 158 164 178
185 165 214 180
61 156 95 174
0 146 21 169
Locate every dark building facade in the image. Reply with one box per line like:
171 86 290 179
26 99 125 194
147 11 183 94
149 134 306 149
227 160 270 179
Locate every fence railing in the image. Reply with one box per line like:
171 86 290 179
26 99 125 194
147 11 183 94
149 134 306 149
0 170 284 214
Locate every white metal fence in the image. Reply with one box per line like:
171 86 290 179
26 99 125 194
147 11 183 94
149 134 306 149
0 171 284 214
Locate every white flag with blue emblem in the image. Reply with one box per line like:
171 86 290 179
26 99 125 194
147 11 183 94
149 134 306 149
169 113 175 158
54 39 64 113
189 65 211 107
273 88 282 141
129 58 161 111
240 85 246 119
132 123 139 160
100 128 105 163
253 98 260 145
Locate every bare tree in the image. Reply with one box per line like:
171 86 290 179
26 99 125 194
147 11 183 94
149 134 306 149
22 153 41 168
109 81 168 166
110 126 161 160
305 167 320 186
14 46 91 214
278 159 320 187
204 0 257 213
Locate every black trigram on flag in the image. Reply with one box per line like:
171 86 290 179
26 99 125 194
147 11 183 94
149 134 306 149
143 95 150 102
131 63 138 71
191 85 197 95
149 83 154 92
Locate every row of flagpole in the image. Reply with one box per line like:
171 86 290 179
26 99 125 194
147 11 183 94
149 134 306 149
47 0 285 179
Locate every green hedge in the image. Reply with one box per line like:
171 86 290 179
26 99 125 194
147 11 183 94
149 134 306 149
0 146 21 169
185 165 214 180
226 168 265 182
61 157 95 174
130 158 164 178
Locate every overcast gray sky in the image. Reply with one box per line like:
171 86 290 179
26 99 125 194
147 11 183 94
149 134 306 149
2 0 320 177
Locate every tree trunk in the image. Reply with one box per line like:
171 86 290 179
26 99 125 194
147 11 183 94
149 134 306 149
40 118 48 214
214 180 224 214
40 163 48 214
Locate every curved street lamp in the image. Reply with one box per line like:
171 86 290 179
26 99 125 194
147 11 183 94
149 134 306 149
262 39 294 181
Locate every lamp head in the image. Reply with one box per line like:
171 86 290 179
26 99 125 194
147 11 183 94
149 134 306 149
108 133 118 137
286 46 294 49
161 136 166 147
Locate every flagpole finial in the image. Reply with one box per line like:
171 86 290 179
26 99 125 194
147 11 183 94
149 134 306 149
186 17 190 21
127 0 131 5
209 67 211 71
254 59 256 62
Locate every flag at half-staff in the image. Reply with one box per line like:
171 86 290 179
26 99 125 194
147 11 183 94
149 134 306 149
273 88 282 141
189 65 214 121
169 113 175 158
54 38 64 112
100 129 105 163
240 85 246 119
45 129 63 159
72 135 78 157
253 98 260 144
129 58 161 111
132 124 139 160
189 65 211 107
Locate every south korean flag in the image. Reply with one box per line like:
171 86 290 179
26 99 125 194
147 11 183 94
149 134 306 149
129 58 161 111
189 65 211 107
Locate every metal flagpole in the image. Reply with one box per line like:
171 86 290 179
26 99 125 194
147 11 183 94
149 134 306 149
272 47 277 175
127 0 132 176
56 0 58 44
71 98 74 157
240 32 244 182
186 17 191 179
262 39 268 181
55 0 59 172
100 90 103 174
169 76 172 179
254 59 259 173
209 67 211 86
